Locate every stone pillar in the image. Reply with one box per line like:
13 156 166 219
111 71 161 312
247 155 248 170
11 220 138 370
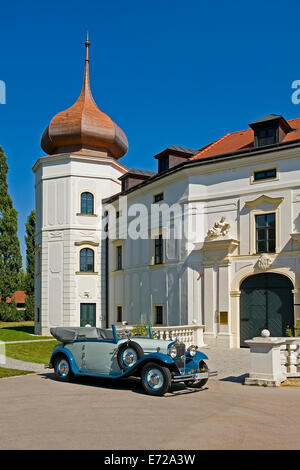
244 337 286 386
217 261 233 348
203 263 217 346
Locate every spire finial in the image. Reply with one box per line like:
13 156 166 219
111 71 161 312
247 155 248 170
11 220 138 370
82 32 91 97
85 31 90 62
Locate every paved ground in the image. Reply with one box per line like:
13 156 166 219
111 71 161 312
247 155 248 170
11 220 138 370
204 346 250 382
1 371 300 450
2 357 46 373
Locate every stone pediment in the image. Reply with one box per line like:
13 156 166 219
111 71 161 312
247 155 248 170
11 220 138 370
245 195 283 208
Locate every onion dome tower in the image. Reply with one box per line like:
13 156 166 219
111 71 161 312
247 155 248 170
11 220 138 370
41 33 128 159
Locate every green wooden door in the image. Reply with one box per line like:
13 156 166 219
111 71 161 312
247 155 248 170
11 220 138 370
240 274 294 347
80 303 96 327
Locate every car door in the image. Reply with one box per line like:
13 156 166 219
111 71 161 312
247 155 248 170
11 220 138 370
82 339 119 376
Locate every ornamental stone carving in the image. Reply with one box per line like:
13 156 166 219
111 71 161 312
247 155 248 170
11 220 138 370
257 253 272 270
206 216 230 240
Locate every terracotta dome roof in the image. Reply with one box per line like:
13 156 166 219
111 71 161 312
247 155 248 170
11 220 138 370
41 34 128 159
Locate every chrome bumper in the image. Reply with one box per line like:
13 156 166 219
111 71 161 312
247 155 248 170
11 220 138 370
172 369 217 383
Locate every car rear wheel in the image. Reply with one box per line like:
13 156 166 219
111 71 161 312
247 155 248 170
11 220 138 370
54 355 72 382
141 362 171 396
117 341 144 370
188 360 208 388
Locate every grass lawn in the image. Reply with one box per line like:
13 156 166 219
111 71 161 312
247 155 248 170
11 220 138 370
5 340 59 364
0 321 53 342
0 367 35 378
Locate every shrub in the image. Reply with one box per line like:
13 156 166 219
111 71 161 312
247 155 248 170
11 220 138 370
0 302 24 322
130 323 150 337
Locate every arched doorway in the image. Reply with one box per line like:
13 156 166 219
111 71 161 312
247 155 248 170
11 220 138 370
240 273 294 347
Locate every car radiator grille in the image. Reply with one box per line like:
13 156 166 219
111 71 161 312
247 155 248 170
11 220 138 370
174 343 186 370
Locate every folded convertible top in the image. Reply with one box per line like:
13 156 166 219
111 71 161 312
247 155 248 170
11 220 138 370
50 327 114 342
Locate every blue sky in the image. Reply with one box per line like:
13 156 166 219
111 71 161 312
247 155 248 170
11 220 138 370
1 0 300 266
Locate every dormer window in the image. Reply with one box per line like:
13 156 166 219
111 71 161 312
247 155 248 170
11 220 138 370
256 126 277 147
249 114 293 149
154 146 197 174
158 156 169 173
121 179 129 192
119 169 155 191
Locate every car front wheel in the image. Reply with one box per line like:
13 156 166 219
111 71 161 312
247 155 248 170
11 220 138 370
141 362 171 396
54 355 72 382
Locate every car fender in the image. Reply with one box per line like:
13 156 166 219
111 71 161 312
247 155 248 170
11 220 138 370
121 351 177 377
50 346 80 375
195 350 208 361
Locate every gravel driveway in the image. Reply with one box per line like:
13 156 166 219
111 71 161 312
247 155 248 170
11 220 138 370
203 347 250 382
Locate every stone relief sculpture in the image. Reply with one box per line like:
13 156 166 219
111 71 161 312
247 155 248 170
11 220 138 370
206 216 230 239
257 253 272 270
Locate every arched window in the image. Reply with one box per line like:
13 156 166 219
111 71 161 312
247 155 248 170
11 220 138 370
81 192 94 215
80 248 94 272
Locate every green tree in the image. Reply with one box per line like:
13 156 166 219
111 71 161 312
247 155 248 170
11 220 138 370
17 268 27 291
0 146 22 319
25 209 35 320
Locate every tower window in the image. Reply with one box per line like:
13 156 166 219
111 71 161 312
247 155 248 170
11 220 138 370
80 248 94 272
81 192 94 215
256 213 276 253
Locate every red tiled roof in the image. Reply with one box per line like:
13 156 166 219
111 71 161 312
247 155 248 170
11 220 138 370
6 291 26 304
190 118 300 161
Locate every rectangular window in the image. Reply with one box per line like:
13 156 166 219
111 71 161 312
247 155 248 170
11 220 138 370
158 156 169 173
117 306 122 323
154 235 164 265
255 213 276 253
256 126 277 147
37 307 40 323
154 193 164 203
116 245 122 270
121 179 128 192
254 168 277 181
155 306 163 325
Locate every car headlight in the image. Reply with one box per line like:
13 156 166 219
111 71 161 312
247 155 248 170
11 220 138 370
187 345 197 357
168 346 177 359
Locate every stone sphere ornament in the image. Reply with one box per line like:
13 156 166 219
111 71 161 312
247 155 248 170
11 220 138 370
261 329 270 337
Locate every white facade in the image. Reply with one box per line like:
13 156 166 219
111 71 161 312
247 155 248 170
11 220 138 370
105 144 300 348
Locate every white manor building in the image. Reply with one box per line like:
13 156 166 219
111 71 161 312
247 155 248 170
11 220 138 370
34 38 300 348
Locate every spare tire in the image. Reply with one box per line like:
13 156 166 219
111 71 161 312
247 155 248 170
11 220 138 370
117 341 144 370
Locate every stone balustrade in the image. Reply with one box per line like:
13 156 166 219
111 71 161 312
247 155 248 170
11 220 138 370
152 325 205 347
116 324 205 347
280 338 300 377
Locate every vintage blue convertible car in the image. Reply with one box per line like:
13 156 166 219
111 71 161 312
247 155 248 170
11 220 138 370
49 325 211 396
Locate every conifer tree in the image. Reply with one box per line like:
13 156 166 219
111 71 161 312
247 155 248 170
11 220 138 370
25 209 35 320
0 146 22 315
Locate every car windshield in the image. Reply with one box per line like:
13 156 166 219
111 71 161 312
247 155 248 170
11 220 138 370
115 324 152 339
